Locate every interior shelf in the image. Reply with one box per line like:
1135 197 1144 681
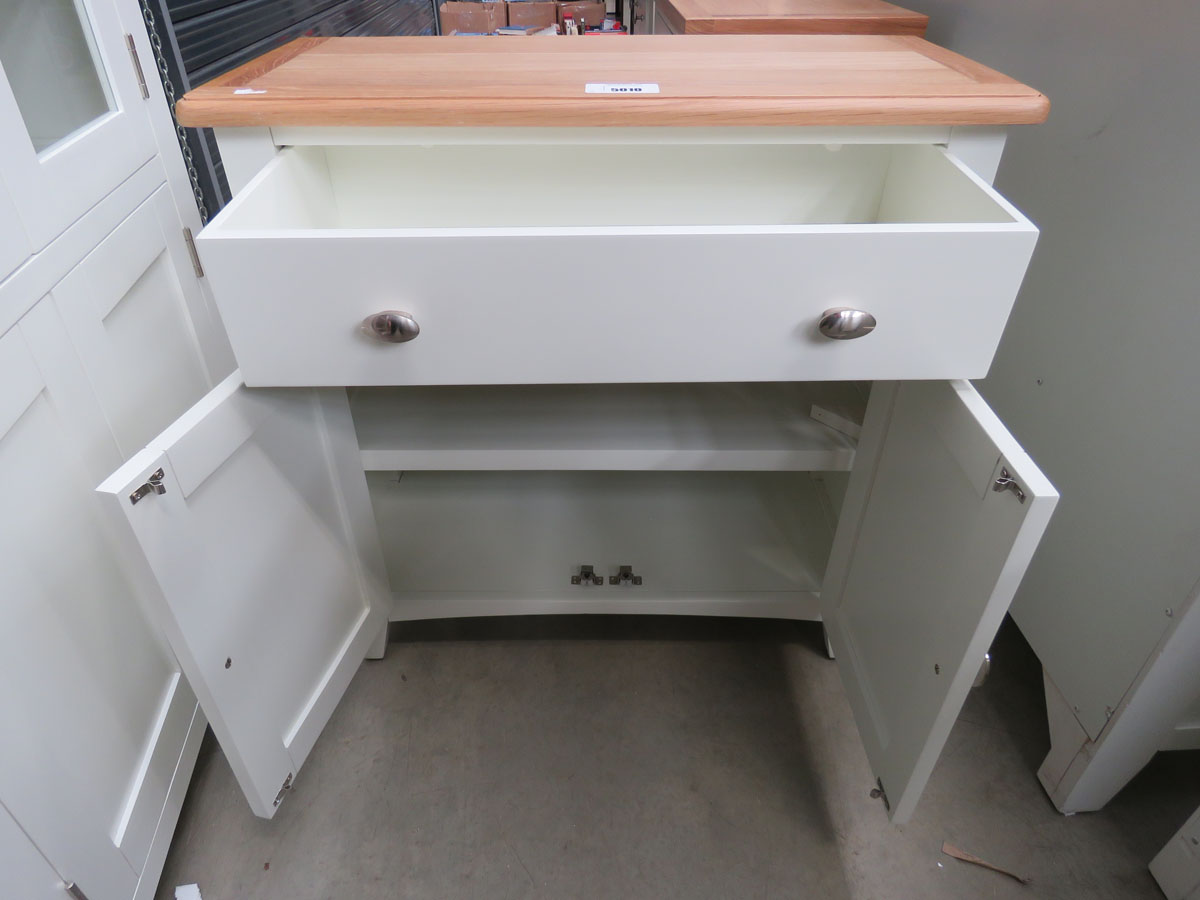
351 382 865 471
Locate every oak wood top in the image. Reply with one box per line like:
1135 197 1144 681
175 35 1048 128
659 0 928 36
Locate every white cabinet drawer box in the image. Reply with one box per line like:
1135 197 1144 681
197 142 1038 387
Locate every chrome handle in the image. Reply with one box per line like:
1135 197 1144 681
818 307 877 340
362 311 420 343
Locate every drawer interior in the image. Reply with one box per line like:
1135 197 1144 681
218 143 1022 232
354 382 862 621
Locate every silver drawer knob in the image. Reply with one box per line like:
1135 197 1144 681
818 308 877 340
363 311 420 343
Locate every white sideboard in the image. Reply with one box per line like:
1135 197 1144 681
88 35 1058 828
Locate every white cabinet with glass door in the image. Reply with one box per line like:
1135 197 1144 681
0 0 157 249
0 0 224 897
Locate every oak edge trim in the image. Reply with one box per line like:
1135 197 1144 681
175 94 1050 128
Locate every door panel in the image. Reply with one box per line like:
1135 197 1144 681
0 0 156 248
0 177 30 281
0 801 67 900
52 188 212 458
821 380 1057 822
97 373 389 818
0 311 176 899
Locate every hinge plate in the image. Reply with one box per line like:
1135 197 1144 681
129 468 166 505
182 227 205 278
274 772 294 806
992 465 1027 503
124 34 150 100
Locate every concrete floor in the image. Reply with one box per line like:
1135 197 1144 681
156 617 1199 900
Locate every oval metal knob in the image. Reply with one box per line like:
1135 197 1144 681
363 311 419 343
818 307 877 340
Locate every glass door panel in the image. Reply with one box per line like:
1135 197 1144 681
0 0 115 152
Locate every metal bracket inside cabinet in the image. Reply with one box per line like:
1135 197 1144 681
609 565 643 585
992 466 1027 503
274 772 293 807
129 468 166 505
809 403 863 440
571 565 603 586
870 777 890 811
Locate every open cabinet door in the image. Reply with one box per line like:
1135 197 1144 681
98 373 388 818
821 380 1057 823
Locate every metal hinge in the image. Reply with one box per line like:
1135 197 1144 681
274 772 294 807
571 565 603 586
124 34 150 100
182 227 205 278
869 777 890 811
129 468 166 505
992 466 1027 503
609 565 643 585
63 883 91 900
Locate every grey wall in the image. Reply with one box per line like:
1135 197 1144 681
902 0 1200 740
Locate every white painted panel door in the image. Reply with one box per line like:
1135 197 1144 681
0 0 156 249
97 373 390 818
0 801 68 900
0 176 30 281
0 304 186 900
52 187 212 457
821 380 1057 823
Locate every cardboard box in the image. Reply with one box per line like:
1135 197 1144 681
507 0 558 28
557 0 606 29
440 1 508 33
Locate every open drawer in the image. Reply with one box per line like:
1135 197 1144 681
197 142 1039 387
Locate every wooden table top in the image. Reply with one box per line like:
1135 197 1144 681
658 0 928 36
175 35 1048 128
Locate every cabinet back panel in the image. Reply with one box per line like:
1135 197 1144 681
369 471 834 598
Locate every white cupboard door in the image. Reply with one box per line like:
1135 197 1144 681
821 380 1057 823
97 373 390 818
0 313 154 900
51 187 213 458
0 0 156 249
5 297 201 885
0 177 30 281
0 802 68 900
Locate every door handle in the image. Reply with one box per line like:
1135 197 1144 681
362 311 420 343
818 307 877 340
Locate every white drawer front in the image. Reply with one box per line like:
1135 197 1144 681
198 143 1038 386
